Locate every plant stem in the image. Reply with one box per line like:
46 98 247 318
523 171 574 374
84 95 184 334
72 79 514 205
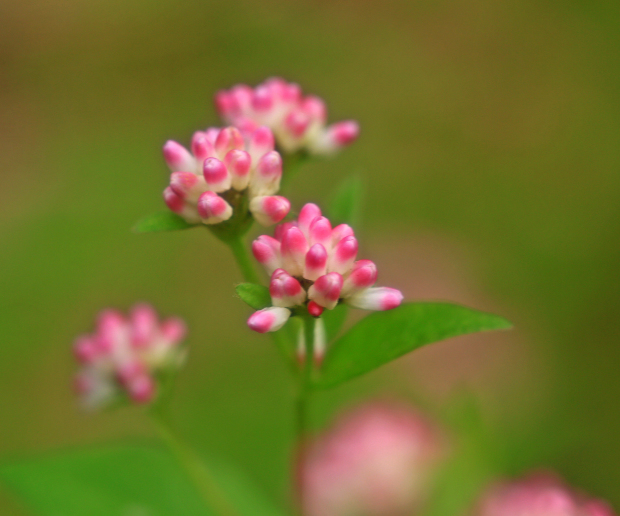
150 411 239 516
227 236 260 284
295 316 315 515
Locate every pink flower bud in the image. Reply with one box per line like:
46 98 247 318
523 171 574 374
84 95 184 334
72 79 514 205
191 132 215 161
298 203 322 236
281 226 309 277
127 374 156 404
304 243 328 281
249 195 291 227
329 235 358 275
247 307 291 333
130 303 157 348
309 216 333 248
269 269 306 307
302 96 327 124
202 157 231 193
161 317 187 344
250 150 283 197
331 224 355 246
163 140 196 172
247 126 275 164
214 126 244 158
341 259 378 297
196 191 233 224
224 149 252 191
274 221 298 242
307 300 324 317
73 336 98 364
329 120 360 146
163 186 185 213
308 272 343 310
345 287 403 311
285 110 311 138
170 171 205 202
252 85 274 112
116 360 146 386
252 235 282 275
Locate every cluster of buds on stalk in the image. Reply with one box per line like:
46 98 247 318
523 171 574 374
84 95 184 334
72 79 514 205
298 402 443 516
73 304 186 410
163 125 290 227
474 473 615 516
215 77 359 156
247 203 403 334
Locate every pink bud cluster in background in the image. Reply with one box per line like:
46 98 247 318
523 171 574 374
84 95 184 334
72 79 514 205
298 402 443 516
215 77 359 156
73 304 186 410
474 473 615 516
163 125 290 226
247 203 403 333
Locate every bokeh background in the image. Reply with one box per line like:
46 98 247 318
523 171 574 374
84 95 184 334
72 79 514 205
1 0 619 513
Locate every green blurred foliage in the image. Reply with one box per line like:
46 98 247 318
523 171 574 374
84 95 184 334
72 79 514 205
1 0 619 513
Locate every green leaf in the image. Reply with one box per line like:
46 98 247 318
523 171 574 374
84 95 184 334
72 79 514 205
133 211 196 232
315 302 512 388
0 446 284 516
236 283 271 310
321 304 348 342
325 175 364 227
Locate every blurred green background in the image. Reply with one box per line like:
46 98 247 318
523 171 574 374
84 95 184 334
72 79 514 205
1 0 619 513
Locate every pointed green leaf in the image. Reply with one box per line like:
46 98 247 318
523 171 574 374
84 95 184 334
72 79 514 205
236 283 271 310
133 211 196 233
326 175 364 227
315 302 512 388
0 446 285 516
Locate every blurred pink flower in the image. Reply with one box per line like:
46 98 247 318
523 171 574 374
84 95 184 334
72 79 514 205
215 77 359 155
298 402 443 516
73 304 187 410
474 472 615 516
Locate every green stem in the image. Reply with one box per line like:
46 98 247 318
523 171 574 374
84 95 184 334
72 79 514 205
295 316 315 515
150 411 239 516
227 236 260 284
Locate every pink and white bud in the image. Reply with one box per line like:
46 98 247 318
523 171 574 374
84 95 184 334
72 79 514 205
341 260 378 297
281 226 309 277
299 402 443 516
170 171 207 202
73 336 98 364
308 300 324 317
247 126 275 164
247 307 291 333
285 110 311 138
214 127 244 158
346 287 403 311
331 224 355 246
130 303 157 348
161 317 187 344
202 157 231 193
308 216 333 248
304 243 328 281
196 191 233 225
249 195 291 227
163 140 196 172
298 203 322 236
270 269 306 307
252 235 282 275
163 187 200 223
250 151 283 197
126 374 156 404
474 473 616 516
329 235 358 275
310 121 360 155
191 132 215 161
224 149 252 191
308 272 343 310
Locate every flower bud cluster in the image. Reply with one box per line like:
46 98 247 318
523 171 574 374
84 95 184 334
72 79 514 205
248 203 403 333
73 304 187 410
298 402 443 516
474 473 615 516
163 125 290 226
215 77 359 156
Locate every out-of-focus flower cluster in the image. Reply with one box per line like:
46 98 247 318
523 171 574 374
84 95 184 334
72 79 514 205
215 77 359 156
298 402 443 516
474 473 615 516
163 125 290 226
247 203 403 333
73 304 186 410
